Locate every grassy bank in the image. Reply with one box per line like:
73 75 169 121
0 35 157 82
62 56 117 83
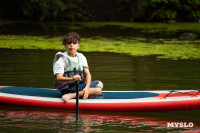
0 35 199 60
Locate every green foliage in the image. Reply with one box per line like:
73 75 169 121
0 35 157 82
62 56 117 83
0 0 199 21
159 9 177 19
18 0 68 20
2 0 84 21
143 0 200 21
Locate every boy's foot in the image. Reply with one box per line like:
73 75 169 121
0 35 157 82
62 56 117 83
62 93 75 102
62 91 84 102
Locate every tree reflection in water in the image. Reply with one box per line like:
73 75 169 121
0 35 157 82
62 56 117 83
0 106 199 133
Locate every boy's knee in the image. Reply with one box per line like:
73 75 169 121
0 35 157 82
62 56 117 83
98 81 103 89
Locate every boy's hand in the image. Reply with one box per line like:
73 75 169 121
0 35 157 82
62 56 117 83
83 87 90 99
72 75 81 81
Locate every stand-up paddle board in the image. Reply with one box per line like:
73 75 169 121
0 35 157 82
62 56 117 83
0 86 200 112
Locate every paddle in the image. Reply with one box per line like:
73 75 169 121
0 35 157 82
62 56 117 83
74 68 79 119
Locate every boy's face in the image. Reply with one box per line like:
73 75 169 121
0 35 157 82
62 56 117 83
65 42 80 54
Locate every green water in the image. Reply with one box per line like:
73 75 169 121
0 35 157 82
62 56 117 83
0 48 200 132
0 49 199 90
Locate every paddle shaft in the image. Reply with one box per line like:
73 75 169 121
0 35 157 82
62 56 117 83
74 68 79 117
75 80 79 116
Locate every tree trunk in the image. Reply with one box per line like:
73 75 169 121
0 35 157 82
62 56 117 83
147 5 165 22
38 11 47 21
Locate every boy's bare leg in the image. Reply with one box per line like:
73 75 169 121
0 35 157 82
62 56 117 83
88 81 103 97
62 81 103 101
89 87 102 96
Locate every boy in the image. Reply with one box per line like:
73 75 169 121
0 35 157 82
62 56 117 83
53 32 103 102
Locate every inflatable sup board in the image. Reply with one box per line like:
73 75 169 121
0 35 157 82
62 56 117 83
0 86 200 112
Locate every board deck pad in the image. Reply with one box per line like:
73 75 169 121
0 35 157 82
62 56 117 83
1 86 200 111
0 87 159 99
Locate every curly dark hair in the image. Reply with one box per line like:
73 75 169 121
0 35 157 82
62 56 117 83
63 32 81 45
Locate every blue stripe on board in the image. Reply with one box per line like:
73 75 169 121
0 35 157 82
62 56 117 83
0 87 159 99
0 87 62 98
95 92 159 99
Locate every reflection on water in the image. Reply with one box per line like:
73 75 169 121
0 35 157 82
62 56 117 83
0 106 200 133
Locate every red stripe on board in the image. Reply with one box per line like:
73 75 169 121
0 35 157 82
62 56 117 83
0 87 4 89
0 96 75 110
0 96 200 112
